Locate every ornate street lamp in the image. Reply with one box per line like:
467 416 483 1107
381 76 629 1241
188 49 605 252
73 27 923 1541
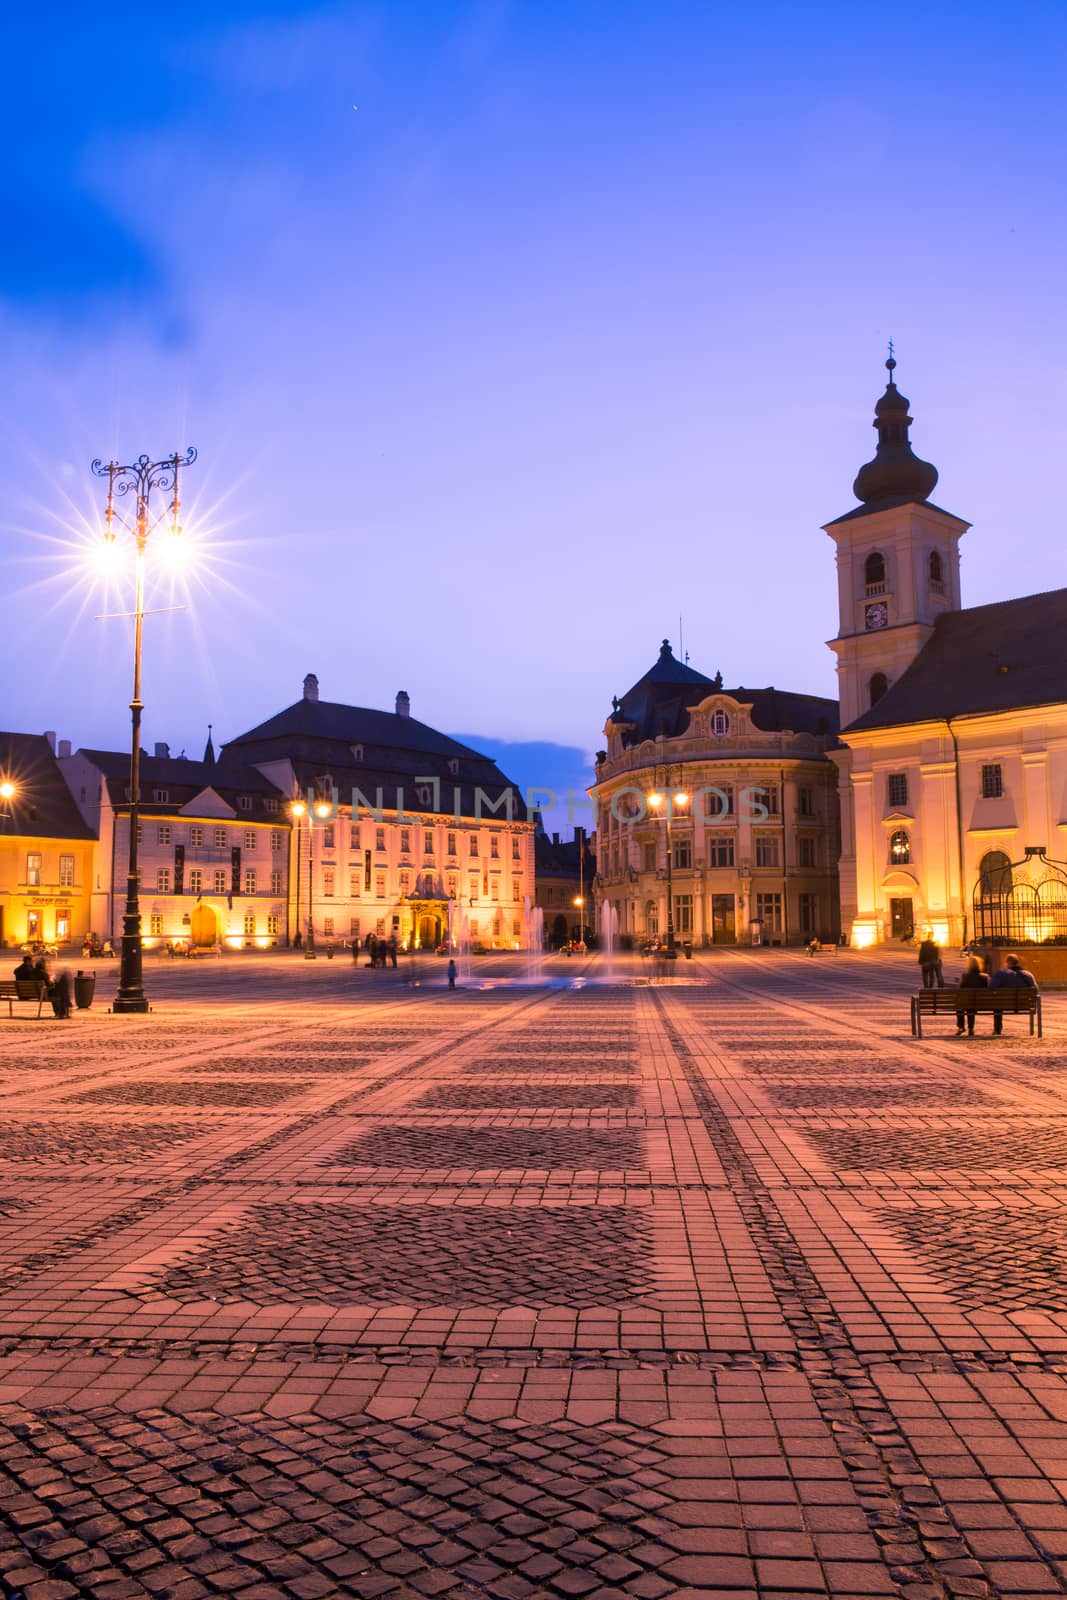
91 449 197 1012
648 774 689 953
290 800 306 949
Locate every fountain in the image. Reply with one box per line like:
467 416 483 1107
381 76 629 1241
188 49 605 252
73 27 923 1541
600 900 618 982
523 897 545 986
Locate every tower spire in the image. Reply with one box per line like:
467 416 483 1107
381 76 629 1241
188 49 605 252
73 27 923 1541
852 350 938 507
203 723 216 767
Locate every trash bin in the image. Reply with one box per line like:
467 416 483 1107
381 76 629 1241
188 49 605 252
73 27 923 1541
74 970 96 1010
682 942 693 960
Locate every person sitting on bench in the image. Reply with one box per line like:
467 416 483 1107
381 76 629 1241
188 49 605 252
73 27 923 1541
956 955 989 1037
989 953 1038 1036
12 954 36 983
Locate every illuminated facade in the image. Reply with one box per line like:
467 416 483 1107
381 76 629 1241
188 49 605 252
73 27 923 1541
224 676 535 950
829 361 1067 946
592 643 840 945
0 732 95 950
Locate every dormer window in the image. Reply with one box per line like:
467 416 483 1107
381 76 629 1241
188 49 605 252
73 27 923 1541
447 758 459 777
864 552 886 595
237 795 252 811
153 789 169 804
351 744 364 762
928 550 944 592
416 785 431 806
712 710 730 737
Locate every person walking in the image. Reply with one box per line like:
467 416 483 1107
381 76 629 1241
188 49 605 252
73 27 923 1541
918 936 941 988
955 955 989 1037
447 958 457 991
989 952 1038 1036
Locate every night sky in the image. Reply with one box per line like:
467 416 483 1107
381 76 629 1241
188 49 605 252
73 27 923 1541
3 2 1065 810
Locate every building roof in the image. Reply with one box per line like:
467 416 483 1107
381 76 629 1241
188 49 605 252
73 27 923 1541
0 733 96 840
611 641 838 743
850 356 939 512
535 828 595 881
845 588 1067 733
76 749 286 821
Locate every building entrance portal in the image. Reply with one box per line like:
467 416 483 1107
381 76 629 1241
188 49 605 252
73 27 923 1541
190 904 218 948
711 894 735 944
889 897 914 940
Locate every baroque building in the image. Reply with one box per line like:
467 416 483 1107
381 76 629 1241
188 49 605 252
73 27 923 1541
828 359 1067 948
0 732 96 949
592 643 840 945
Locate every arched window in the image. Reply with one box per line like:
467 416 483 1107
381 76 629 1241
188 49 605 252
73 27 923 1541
928 550 943 588
889 829 910 864
864 552 886 592
978 850 1012 896
869 672 888 706
712 709 730 736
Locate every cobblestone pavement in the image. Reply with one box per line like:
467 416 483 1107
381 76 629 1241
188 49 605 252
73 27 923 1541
0 947 1066 1598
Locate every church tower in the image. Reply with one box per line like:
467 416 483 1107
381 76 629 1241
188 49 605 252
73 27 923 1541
825 357 970 729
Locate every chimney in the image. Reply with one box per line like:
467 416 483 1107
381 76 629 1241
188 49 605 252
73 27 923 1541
553 832 560 846
58 739 71 759
303 673 319 702
154 742 170 759
395 690 410 718
43 730 56 753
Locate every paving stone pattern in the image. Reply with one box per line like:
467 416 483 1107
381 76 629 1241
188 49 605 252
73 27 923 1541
2 949 1067 1599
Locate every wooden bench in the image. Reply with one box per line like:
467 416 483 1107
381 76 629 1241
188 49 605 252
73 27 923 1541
0 980 49 1018
807 943 839 956
911 987 1042 1038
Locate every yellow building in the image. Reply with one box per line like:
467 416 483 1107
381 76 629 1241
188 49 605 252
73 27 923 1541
0 732 96 951
828 359 1067 949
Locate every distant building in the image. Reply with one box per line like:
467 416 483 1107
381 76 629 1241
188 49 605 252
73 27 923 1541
534 824 595 947
60 738 289 949
223 675 535 950
829 359 1067 948
0 732 96 950
592 643 840 945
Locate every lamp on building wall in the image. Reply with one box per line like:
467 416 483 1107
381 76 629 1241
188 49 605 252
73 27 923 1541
91 448 197 1012
649 775 689 952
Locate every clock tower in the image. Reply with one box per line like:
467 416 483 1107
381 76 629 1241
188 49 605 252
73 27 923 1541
825 357 969 729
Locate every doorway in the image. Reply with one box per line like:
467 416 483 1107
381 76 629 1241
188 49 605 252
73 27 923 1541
889 897 914 939
56 910 71 944
711 894 735 944
190 904 218 948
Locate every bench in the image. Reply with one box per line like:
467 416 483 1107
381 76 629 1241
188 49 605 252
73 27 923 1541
911 987 1042 1038
807 943 839 956
0 980 49 1018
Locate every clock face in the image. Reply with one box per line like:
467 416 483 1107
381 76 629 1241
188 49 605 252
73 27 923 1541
865 601 888 630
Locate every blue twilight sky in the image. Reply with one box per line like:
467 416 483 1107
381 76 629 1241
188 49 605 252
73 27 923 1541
3 1 1066 814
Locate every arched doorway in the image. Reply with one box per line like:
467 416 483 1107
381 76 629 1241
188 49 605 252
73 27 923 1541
418 913 440 949
190 904 218 948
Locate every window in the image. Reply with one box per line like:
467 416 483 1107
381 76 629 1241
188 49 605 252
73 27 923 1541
243 869 256 894
981 763 1003 799
271 870 282 895
979 850 1012 896
375 827 386 852
469 835 479 857
708 836 735 868
238 796 252 811
755 836 780 867
468 872 479 899
349 917 361 937
153 788 169 804
214 869 227 893
673 895 694 933
756 892 783 935
375 873 386 899
214 828 227 848
712 709 730 736
796 786 814 818
267 914 280 935
798 892 818 934
490 837 499 859
318 823 332 850
447 832 457 856
243 912 256 935
424 829 434 855
750 786 779 817
189 869 203 894
157 868 172 892
399 871 410 893
416 785 431 807
400 828 411 853
244 830 256 851
512 880 521 901
323 917 334 937
157 825 171 846
26 852 42 887
704 785 734 819
446 874 457 896
888 772 908 808
673 839 692 869
448 758 459 777
929 549 944 590
323 868 335 897
864 551 886 592
511 837 520 860
643 843 657 872
150 914 164 935
869 672 888 706
270 830 282 852
350 824 361 850
797 836 817 868
59 854 74 888
350 870 361 897
190 826 203 848
265 799 278 813
889 829 910 864
351 744 364 762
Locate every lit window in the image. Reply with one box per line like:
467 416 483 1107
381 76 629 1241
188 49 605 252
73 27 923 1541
26 852 41 887
157 825 171 846
267 914 280 935
213 869 227 893
59 854 75 888
889 829 910 864
243 912 255 934
888 773 908 808
323 868 335 897
150 914 164 935
189 869 203 894
244 869 256 894
157 868 172 892
981 764 1003 799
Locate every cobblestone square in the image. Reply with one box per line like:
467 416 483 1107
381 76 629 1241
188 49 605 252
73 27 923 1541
1 946 1066 1598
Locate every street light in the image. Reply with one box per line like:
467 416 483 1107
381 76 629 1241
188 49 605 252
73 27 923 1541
290 800 306 948
91 448 197 1012
573 895 585 947
648 780 689 953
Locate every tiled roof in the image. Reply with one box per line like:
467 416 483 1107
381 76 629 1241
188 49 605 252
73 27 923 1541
0 734 95 840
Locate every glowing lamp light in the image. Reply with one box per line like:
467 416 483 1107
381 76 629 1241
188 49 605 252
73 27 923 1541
675 791 689 806
314 801 332 819
930 920 950 946
226 936 243 949
256 936 269 949
648 792 663 808
851 920 878 950
290 800 307 818
161 529 190 572
0 781 15 801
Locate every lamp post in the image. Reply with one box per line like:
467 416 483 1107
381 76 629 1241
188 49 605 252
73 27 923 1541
290 800 306 949
648 772 689 953
573 895 584 947
92 448 197 1012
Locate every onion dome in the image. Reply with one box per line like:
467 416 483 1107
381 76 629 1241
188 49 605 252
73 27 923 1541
853 356 939 506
